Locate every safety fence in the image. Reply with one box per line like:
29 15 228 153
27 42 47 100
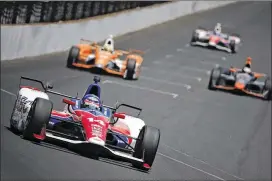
0 1 168 25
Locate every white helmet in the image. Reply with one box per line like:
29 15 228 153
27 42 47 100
243 67 251 73
214 23 222 34
103 35 114 52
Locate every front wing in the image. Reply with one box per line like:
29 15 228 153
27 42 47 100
191 40 232 53
72 62 124 76
214 85 267 98
45 131 144 165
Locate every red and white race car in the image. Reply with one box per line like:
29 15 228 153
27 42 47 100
190 23 241 53
10 76 160 171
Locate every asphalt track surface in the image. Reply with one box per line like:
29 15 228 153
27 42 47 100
1 2 271 180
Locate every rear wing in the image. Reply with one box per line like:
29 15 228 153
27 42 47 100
103 102 142 118
19 76 80 100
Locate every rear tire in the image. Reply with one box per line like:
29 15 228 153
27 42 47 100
67 46 80 68
263 77 271 101
22 98 53 142
124 59 136 80
208 67 221 90
133 126 160 170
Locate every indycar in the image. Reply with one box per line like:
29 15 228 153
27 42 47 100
190 27 241 53
208 66 271 100
66 39 144 80
10 76 160 171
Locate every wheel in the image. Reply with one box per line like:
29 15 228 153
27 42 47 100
133 126 160 170
124 59 136 80
190 32 198 44
208 67 222 90
263 77 271 101
10 97 20 133
22 98 53 142
67 46 80 68
229 40 237 53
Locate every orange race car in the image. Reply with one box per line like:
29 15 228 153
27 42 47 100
66 38 144 80
208 57 271 101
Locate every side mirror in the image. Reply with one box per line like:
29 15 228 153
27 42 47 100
63 98 76 106
46 82 53 89
113 113 125 119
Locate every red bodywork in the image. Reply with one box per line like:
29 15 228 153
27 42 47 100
35 102 129 144
209 35 228 44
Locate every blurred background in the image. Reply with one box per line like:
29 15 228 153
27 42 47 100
0 1 168 25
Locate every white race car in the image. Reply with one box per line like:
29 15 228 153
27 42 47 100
10 76 160 171
190 24 241 53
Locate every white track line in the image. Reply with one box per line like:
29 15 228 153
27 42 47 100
1 89 16 96
141 67 202 82
158 152 225 181
140 76 192 90
102 80 179 99
161 143 244 180
180 66 209 73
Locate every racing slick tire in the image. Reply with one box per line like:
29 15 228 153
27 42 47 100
263 77 271 101
67 46 80 68
22 98 53 142
133 126 160 170
190 32 199 44
124 59 137 80
10 97 20 134
208 67 222 90
229 40 237 53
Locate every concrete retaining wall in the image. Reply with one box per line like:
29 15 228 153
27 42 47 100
1 1 236 61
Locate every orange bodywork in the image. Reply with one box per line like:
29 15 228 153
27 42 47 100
72 40 144 77
214 85 264 98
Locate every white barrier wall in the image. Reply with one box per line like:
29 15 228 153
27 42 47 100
1 1 236 61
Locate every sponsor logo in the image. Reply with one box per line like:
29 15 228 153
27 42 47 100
88 118 105 126
92 125 102 137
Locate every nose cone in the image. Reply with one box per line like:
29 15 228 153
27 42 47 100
235 82 245 90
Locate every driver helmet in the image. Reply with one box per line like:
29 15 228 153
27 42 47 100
103 35 114 52
214 23 222 35
82 94 101 110
242 67 251 73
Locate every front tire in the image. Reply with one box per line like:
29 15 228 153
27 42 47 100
208 67 222 90
67 46 80 68
124 59 136 80
229 40 237 53
22 98 53 142
133 126 160 170
190 32 198 44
